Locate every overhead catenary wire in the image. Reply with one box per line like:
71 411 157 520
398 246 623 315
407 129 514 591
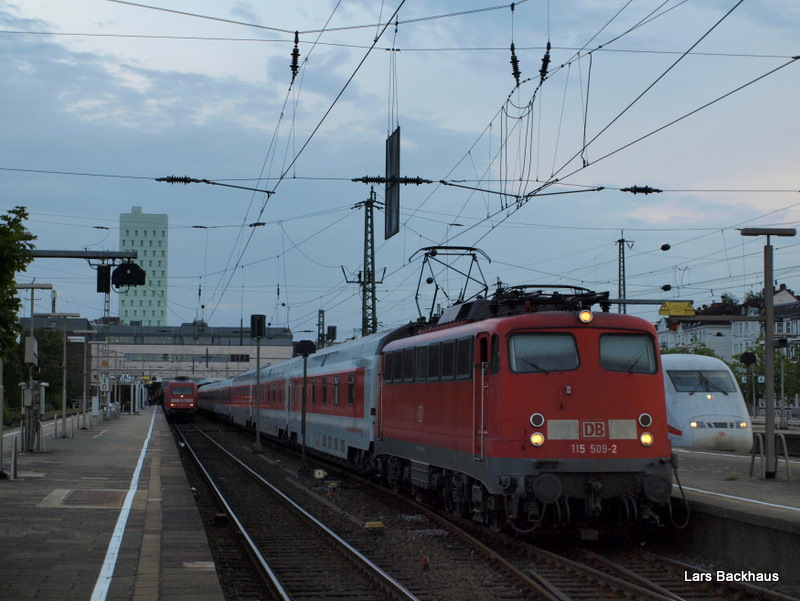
103 0 527 36
8 1 799 334
423 2 796 253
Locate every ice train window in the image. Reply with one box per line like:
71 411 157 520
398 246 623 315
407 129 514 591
668 369 736 393
599 334 656 374
508 334 578 373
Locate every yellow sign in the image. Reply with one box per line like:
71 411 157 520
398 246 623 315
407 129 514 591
658 301 695 316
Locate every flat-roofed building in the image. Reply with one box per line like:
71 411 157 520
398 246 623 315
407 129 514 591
119 206 168 326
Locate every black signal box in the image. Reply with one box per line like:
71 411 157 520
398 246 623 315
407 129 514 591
250 314 266 339
112 262 146 287
97 264 111 293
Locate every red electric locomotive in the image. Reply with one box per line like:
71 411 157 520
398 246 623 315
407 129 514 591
377 286 675 536
163 377 198 422
199 285 677 538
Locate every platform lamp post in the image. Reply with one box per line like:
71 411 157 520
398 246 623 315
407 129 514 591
250 315 266 451
46 313 81 438
740 227 796 479
73 330 95 430
295 340 317 477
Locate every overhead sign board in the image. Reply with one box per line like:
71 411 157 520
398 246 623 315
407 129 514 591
658 301 695 316
385 126 400 240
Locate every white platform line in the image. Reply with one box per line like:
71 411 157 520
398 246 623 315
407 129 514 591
91 409 157 601
678 484 800 513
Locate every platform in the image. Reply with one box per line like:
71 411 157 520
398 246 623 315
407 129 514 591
0 406 224 601
670 446 800 584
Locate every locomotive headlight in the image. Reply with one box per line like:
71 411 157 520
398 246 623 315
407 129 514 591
706 393 713 400
739 421 749 429
689 421 699 428
578 310 593 324
639 432 654 446
529 413 545 428
530 432 545 447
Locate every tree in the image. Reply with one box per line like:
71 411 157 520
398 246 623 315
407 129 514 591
719 292 739 308
0 207 35 357
743 289 764 306
1 207 35 431
661 342 722 359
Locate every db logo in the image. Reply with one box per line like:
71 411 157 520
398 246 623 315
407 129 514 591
581 420 607 438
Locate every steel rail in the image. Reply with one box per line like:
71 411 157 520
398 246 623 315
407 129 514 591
176 428 290 601
180 426 421 601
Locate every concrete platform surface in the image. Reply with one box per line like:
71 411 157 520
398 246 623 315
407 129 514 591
0 406 224 601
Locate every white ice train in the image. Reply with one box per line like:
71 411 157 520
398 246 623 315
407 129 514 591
662 354 753 453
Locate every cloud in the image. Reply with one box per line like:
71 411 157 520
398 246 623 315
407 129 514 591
3 1 799 332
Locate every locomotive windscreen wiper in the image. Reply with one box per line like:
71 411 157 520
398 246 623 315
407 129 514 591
624 350 645 373
689 373 728 395
522 358 549 373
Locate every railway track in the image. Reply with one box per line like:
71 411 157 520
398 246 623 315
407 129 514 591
174 418 800 601
432 505 800 601
177 424 419 601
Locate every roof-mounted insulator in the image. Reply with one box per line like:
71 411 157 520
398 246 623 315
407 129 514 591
290 31 300 83
510 43 521 86
539 41 551 85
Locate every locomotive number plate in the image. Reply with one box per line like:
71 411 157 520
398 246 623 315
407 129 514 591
569 443 619 454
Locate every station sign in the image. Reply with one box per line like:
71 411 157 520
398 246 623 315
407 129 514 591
658 301 695 316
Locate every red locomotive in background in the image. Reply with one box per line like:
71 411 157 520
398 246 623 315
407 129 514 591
163 376 198 421
199 285 676 538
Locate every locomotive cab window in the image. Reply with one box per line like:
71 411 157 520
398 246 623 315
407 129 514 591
170 386 194 396
599 334 657 374
667 369 736 394
509 333 579 373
